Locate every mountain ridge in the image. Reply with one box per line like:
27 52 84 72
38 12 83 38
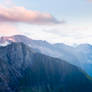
0 42 92 92
0 35 92 76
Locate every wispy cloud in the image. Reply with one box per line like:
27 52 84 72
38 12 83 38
0 6 63 25
3 0 13 6
5 0 12 4
18 23 92 45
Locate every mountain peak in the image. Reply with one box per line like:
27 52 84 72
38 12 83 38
0 36 16 43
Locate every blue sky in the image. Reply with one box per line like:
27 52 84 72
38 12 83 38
12 0 92 21
0 0 92 45
1 0 92 22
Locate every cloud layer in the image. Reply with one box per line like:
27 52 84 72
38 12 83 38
0 23 19 36
0 6 62 25
5 0 12 4
17 23 92 45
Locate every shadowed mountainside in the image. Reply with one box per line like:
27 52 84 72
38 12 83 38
0 43 92 92
0 35 92 76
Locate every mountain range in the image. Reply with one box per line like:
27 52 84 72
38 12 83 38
0 42 92 92
0 35 92 76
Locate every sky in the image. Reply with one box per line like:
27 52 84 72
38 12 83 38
0 0 92 45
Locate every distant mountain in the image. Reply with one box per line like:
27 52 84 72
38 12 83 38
0 42 92 92
0 35 92 76
76 44 92 64
0 35 81 65
76 44 92 76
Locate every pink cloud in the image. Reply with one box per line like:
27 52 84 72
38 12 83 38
0 6 62 25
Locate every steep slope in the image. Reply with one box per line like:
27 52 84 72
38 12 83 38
0 35 81 65
0 35 92 76
0 43 92 92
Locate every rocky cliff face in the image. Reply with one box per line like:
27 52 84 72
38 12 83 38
0 42 92 92
1 35 92 77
